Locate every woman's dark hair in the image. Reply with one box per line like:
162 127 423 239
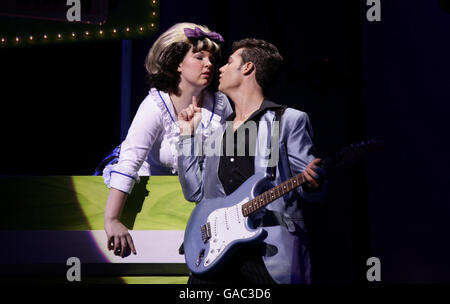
145 23 222 95
148 42 189 95
148 41 221 95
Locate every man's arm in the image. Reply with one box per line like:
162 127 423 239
177 97 204 203
177 135 204 202
285 111 327 203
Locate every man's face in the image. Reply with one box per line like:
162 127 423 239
218 48 244 94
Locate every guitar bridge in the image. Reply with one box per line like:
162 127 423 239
201 222 211 243
196 248 205 267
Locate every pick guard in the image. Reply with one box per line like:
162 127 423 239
202 198 257 267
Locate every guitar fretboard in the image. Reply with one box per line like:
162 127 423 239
241 173 306 217
240 140 378 217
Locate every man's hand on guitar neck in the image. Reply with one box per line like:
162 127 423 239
303 158 326 191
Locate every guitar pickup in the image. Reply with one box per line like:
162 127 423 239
201 222 212 243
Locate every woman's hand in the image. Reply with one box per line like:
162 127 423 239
178 96 202 136
104 218 137 258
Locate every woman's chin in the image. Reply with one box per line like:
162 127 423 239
200 80 212 88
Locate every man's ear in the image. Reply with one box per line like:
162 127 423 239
242 62 255 76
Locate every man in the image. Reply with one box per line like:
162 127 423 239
177 39 327 284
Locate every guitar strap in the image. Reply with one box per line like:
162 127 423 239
269 107 286 181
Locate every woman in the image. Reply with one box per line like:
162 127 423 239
103 23 232 257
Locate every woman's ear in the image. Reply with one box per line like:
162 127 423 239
177 62 183 73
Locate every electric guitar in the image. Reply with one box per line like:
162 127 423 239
183 140 380 275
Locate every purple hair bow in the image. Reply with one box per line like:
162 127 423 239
184 27 224 43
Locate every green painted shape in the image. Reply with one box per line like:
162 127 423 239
121 276 188 284
7 276 189 284
0 176 194 230
1 176 90 230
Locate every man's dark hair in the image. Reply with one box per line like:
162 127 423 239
231 38 283 91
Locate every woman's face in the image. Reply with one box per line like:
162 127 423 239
177 47 215 90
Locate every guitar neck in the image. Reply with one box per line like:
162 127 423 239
240 139 379 217
241 173 307 217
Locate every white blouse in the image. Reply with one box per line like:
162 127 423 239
103 88 232 194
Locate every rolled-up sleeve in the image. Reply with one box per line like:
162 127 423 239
108 97 161 194
109 170 139 194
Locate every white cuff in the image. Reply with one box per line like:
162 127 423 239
109 171 137 194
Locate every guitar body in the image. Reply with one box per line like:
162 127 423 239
183 139 379 275
184 171 270 275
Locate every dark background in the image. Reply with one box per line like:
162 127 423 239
1 0 449 283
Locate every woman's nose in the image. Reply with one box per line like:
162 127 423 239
204 58 212 67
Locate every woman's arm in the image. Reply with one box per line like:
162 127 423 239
103 95 161 256
108 96 161 193
177 93 233 203
104 188 137 257
176 97 204 202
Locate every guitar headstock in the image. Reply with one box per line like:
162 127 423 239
321 139 382 170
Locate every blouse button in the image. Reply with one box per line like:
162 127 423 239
230 158 234 162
